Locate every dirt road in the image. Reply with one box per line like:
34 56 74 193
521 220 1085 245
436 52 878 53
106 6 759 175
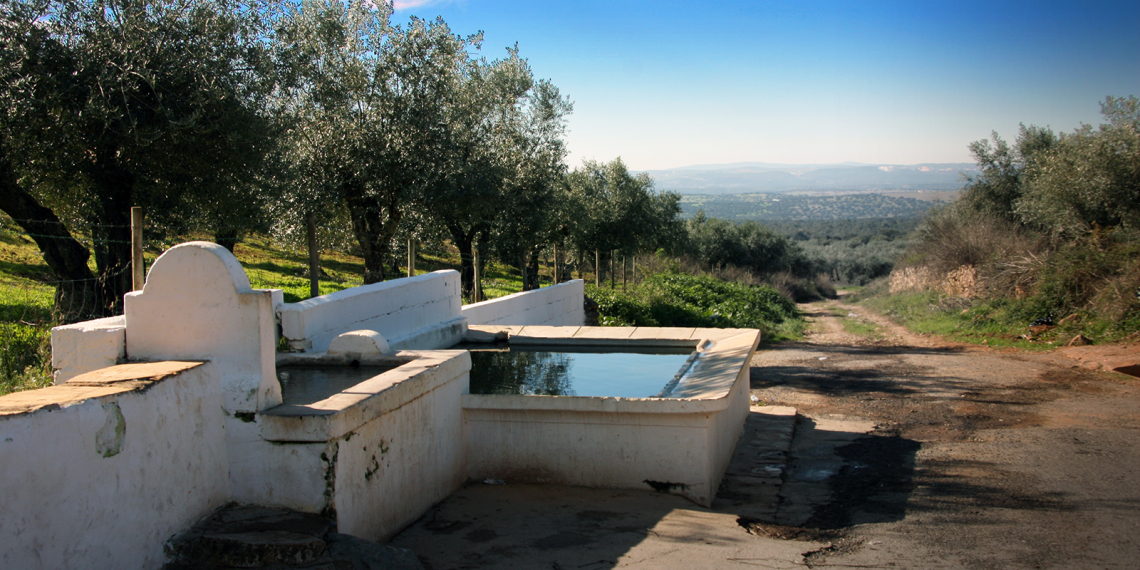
746 297 1140 569
392 298 1140 569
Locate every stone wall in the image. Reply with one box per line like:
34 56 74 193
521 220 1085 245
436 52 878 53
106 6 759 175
0 362 229 570
278 271 466 353
889 265 979 298
461 280 585 327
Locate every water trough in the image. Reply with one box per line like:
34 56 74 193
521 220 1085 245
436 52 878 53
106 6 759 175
462 325 758 507
2 241 760 569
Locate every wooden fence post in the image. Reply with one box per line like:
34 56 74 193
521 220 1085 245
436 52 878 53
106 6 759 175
610 250 616 289
407 238 415 278
595 250 600 287
131 207 144 291
473 243 482 303
306 211 319 298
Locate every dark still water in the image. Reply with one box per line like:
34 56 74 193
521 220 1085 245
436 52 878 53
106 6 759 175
276 365 401 406
467 346 695 398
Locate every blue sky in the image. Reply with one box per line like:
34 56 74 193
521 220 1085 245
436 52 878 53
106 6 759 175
392 0 1140 171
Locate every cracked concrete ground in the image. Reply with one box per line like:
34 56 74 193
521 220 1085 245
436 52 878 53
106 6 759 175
390 297 1140 569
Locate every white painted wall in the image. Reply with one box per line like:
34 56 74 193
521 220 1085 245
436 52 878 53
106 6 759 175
0 362 228 570
461 280 584 327
50 316 125 383
258 350 472 541
461 327 758 507
465 406 722 505
278 270 465 353
124 242 282 413
333 367 468 541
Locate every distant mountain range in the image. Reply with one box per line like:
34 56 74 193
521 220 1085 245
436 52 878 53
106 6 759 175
639 162 979 195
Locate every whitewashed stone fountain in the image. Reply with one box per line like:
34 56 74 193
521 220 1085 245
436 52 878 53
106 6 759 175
0 240 757 570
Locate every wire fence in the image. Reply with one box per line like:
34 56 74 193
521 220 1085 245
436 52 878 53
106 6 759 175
0 276 56 393
1 212 640 327
1 212 427 318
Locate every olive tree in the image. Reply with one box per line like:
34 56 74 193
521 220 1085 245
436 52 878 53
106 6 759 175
421 47 572 297
274 1 474 283
486 77 573 291
1016 96 1140 237
566 158 683 265
0 0 272 316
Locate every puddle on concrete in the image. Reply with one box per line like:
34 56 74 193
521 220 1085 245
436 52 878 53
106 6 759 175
790 467 838 482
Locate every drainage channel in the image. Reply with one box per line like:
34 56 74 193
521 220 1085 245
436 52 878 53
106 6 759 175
713 405 798 521
715 409 881 531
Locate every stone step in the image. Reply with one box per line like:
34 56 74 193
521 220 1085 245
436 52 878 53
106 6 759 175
163 505 423 570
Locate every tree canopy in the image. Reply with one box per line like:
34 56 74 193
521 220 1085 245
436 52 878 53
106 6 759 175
961 95 1140 238
1 0 273 316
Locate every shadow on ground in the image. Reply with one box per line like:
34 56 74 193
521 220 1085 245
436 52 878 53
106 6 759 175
750 342 973 399
392 482 755 570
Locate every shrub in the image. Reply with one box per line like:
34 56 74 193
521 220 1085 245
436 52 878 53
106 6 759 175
0 322 52 396
588 272 802 340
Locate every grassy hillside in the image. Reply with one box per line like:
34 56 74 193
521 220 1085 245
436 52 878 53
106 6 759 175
588 273 803 342
865 99 1140 348
0 226 543 396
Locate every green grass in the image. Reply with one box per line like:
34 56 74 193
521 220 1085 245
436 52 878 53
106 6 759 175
234 237 367 302
1 235 56 395
857 290 1132 350
232 237 553 304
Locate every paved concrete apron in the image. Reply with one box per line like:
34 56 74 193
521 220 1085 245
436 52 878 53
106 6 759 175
391 406 814 570
391 297 1140 569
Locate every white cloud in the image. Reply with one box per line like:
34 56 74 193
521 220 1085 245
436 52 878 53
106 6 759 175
393 0 446 10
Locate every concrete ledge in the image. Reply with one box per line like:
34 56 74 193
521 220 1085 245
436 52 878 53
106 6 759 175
628 327 698 341
469 325 523 337
50 316 126 383
510 325 581 341
1 361 206 417
462 393 731 414
671 330 760 399
258 350 472 442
